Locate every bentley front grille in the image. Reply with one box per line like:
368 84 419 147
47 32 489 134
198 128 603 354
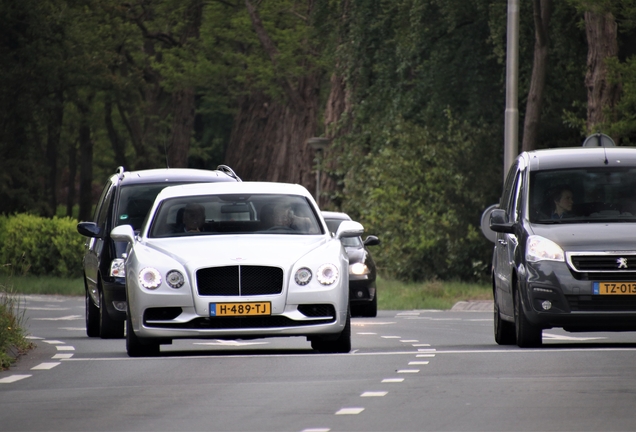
196 265 283 296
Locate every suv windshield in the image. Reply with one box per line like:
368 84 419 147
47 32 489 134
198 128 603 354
149 194 323 237
530 167 636 223
116 184 183 230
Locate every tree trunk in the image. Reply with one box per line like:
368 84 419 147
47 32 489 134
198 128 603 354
584 10 620 134
77 97 94 222
105 97 127 168
45 87 64 217
167 87 195 167
225 1 323 199
322 72 353 209
224 73 321 189
166 1 203 168
66 140 77 218
521 0 552 152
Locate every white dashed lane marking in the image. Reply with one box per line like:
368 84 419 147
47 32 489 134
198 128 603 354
408 361 429 365
0 375 32 384
55 346 75 351
335 408 364 415
382 378 405 383
397 369 420 373
381 336 401 339
52 353 74 359
361 391 388 397
31 362 61 370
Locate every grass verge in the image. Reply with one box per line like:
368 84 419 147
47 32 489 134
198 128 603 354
0 282 34 370
0 275 84 296
377 277 491 310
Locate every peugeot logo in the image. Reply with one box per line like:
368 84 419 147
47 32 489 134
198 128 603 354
617 257 628 269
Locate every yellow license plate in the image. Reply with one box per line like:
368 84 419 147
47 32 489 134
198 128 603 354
594 282 636 295
209 302 271 317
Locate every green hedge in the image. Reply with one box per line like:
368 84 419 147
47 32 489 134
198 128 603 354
0 214 84 278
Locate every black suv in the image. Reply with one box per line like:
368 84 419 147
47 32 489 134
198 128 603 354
77 165 240 338
488 146 636 347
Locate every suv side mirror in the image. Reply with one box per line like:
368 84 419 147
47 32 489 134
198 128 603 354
490 209 515 234
77 222 102 238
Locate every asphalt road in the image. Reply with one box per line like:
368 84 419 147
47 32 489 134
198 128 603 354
2 295 636 431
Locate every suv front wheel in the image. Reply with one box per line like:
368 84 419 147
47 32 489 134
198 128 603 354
85 283 100 338
99 283 124 339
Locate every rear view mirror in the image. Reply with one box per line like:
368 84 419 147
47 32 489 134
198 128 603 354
490 209 515 234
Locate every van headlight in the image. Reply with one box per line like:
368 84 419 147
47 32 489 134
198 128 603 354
526 236 564 262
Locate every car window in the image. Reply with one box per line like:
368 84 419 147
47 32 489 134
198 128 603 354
95 183 115 231
116 183 183 231
529 167 636 223
500 162 519 211
149 194 323 237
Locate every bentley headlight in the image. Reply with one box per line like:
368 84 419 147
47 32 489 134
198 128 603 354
139 268 162 289
295 267 312 286
110 258 125 278
350 262 369 275
317 264 338 285
526 235 565 262
166 270 185 289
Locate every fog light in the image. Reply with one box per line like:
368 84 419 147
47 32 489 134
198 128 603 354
113 301 127 312
541 300 552 311
356 290 364 298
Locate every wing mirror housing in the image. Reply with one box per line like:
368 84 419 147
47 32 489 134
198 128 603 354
77 222 102 238
490 209 515 234
363 235 380 246
110 224 136 243
336 220 364 239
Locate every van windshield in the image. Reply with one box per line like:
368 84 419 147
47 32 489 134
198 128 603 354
529 167 636 223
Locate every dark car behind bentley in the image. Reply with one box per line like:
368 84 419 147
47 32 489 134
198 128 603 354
77 165 240 338
322 211 380 317
489 146 636 347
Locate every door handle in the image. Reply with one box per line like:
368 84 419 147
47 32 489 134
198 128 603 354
498 239 507 245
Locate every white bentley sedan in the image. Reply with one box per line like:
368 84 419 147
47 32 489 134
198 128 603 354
110 181 363 357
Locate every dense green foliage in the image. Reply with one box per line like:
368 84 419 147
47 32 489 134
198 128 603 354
2 0 636 283
0 215 84 278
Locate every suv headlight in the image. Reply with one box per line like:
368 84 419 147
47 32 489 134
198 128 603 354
526 235 565 262
110 258 125 278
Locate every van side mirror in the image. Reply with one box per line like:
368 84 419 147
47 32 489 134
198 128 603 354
490 209 515 234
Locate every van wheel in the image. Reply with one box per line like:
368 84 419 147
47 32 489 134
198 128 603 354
514 287 542 347
494 291 515 345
